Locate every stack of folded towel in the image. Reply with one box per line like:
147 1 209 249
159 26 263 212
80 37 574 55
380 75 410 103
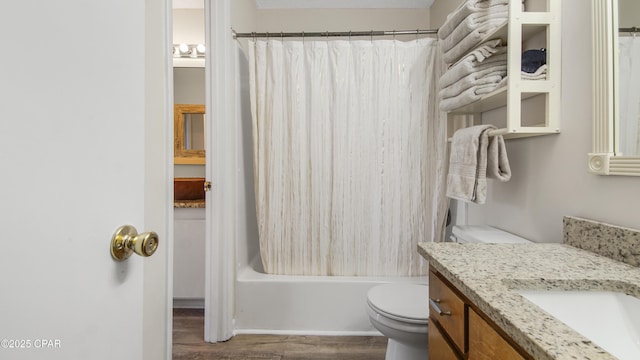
438 0 515 64
439 39 508 111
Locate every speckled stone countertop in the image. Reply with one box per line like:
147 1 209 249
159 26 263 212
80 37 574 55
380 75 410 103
418 243 640 360
174 200 205 208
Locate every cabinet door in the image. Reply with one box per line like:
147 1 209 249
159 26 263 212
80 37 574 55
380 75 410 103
429 321 461 360
429 271 466 352
468 308 526 360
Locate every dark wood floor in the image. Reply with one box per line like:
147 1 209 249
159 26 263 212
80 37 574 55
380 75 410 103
173 309 388 360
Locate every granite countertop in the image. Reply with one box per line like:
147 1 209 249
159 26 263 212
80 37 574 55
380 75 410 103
418 242 640 360
174 200 205 208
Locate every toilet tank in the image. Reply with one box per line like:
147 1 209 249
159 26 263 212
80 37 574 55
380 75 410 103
451 225 531 244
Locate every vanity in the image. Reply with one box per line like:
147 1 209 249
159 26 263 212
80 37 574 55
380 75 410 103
418 238 640 360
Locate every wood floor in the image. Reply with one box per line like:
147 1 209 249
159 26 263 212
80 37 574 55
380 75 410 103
172 309 388 360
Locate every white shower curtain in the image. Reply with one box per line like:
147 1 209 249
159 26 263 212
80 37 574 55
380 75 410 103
618 36 640 156
248 38 447 276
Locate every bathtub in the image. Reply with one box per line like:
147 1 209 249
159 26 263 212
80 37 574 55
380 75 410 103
234 256 428 336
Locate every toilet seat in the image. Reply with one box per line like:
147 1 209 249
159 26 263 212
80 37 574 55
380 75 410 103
367 284 429 325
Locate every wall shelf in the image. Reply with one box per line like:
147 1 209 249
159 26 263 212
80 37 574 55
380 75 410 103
447 0 562 139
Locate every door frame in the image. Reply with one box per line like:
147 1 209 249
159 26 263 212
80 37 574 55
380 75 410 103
143 0 174 358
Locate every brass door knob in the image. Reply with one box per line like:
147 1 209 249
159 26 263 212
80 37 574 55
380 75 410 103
110 225 159 261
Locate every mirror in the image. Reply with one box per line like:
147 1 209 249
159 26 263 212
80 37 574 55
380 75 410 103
617 0 640 156
590 0 640 175
175 104 205 164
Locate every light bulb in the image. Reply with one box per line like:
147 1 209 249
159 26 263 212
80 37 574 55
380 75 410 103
179 43 190 54
196 44 206 54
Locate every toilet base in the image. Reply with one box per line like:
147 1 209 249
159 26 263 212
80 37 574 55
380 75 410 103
385 338 428 360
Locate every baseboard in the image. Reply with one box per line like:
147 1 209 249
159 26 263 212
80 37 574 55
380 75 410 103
233 329 383 337
173 298 205 309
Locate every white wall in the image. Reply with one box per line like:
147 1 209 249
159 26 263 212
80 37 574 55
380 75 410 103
231 1 432 268
619 0 640 28
432 0 640 243
173 208 206 305
173 9 205 44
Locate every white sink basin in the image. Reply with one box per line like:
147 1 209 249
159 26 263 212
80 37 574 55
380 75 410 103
517 290 640 360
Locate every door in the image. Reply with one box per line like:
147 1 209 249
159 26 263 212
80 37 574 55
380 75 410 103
0 1 171 359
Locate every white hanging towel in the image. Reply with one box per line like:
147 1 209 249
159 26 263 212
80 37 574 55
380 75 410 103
446 125 510 204
487 134 511 181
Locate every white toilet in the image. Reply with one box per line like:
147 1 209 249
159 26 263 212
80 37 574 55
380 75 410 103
451 224 531 244
366 283 429 360
366 225 531 360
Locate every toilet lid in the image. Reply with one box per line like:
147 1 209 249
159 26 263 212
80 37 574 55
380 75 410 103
367 284 429 324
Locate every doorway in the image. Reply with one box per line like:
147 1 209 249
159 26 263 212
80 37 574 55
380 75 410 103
172 0 207 319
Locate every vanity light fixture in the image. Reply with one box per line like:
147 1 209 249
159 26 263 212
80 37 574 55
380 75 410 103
173 44 206 58
178 43 190 54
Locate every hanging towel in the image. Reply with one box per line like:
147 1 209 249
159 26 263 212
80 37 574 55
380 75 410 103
446 125 495 204
487 134 511 181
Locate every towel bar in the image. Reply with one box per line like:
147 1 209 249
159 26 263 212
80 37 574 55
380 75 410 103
446 128 508 142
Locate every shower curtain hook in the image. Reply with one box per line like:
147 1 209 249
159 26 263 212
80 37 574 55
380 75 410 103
251 31 256 41
370 30 373 43
393 30 396 40
416 29 419 40
302 31 305 43
281 31 284 41
349 30 352 41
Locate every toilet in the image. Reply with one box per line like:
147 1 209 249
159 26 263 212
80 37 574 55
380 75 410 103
366 283 429 360
366 225 531 360
451 224 531 244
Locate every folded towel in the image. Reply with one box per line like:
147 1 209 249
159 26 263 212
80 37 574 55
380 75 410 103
440 82 505 111
447 125 496 204
487 135 511 181
439 69 506 100
438 1 510 41
442 20 508 64
440 41 507 88
439 0 526 41
440 11 508 55
521 64 548 80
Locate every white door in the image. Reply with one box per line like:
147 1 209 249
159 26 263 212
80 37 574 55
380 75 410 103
0 1 171 360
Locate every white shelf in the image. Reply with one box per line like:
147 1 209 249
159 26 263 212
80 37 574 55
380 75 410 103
446 1 562 139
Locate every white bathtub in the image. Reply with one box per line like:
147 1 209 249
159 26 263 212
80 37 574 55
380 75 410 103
234 256 428 336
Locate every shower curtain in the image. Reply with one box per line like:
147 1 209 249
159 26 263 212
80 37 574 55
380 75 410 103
248 38 447 276
618 36 640 156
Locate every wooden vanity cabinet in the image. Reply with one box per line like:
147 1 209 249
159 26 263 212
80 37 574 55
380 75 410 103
429 320 460 360
468 308 526 360
429 267 529 360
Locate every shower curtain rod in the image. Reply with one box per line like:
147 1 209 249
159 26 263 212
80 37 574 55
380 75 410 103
620 27 639 33
232 28 438 39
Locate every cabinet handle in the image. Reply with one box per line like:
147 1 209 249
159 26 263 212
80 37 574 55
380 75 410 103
429 298 452 316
